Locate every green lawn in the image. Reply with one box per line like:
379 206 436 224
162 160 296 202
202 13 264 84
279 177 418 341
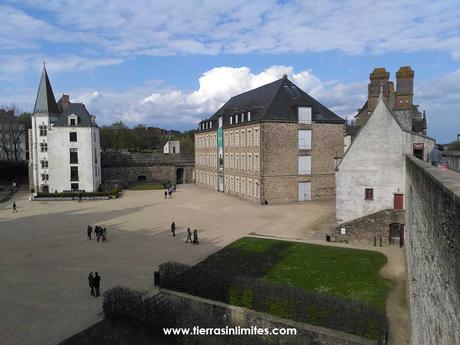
128 182 165 190
228 237 390 311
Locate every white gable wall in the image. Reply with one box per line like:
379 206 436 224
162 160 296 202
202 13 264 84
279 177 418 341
336 100 405 223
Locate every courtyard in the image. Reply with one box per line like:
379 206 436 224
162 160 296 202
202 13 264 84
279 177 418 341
0 184 335 345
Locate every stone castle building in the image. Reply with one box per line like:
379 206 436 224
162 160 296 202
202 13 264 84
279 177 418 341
195 75 345 203
353 66 426 134
29 66 101 193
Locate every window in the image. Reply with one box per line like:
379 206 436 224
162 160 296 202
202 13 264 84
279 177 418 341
219 116 223 128
70 166 79 181
248 111 251 121
298 130 311 149
94 148 97 163
39 125 47 136
365 188 374 200
71 183 79 191
70 148 78 164
40 160 48 169
298 156 311 175
94 132 96 141
254 128 259 146
298 107 312 124
70 132 77 142
40 142 48 152
70 118 76 126
235 115 239 124
230 116 233 125
41 173 49 181
241 113 245 122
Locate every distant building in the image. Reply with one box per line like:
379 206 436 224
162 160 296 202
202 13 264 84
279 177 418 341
29 66 101 193
0 110 27 161
164 140 180 154
195 75 345 203
336 91 435 224
352 66 426 135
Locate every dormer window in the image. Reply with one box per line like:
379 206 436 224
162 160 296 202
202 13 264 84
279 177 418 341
248 111 251 121
241 113 245 122
68 114 78 126
230 116 233 125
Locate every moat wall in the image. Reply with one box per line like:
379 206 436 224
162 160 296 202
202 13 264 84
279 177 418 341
405 155 460 345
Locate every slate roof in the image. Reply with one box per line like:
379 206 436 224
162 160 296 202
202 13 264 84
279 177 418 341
53 103 97 127
345 125 361 138
33 67 59 114
203 76 344 125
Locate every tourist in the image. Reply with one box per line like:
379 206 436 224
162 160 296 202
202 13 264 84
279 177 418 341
78 193 83 203
168 189 172 199
429 146 442 167
186 228 192 243
12 201 17 213
193 229 199 245
88 272 95 296
173 185 176 192
164 190 167 199
87 225 92 240
93 272 101 297
102 228 107 242
96 226 101 243
171 221 176 237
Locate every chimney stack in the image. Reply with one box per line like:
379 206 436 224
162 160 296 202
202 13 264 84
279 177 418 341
394 66 414 110
368 68 390 112
60 95 70 111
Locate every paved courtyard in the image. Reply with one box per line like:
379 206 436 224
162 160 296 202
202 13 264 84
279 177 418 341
0 184 335 345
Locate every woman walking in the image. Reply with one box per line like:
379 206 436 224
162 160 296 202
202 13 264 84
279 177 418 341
88 272 95 296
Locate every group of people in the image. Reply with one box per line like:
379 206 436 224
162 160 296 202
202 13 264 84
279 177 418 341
87 225 108 242
171 222 199 244
164 185 177 199
87 272 101 297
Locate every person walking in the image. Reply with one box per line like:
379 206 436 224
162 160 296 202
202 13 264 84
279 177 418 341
87 225 92 240
193 229 199 245
164 190 168 199
88 272 95 296
93 272 101 297
78 193 83 203
168 189 172 199
12 201 17 213
102 228 107 242
185 228 192 243
171 222 176 237
96 226 101 243
429 146 442 167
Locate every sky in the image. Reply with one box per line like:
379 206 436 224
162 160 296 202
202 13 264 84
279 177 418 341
0 0 459 142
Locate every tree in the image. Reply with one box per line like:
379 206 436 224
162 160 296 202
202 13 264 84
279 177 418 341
0 108 30 162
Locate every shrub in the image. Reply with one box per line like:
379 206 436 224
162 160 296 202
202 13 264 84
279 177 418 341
158 262 190 288
36 190 120 198
103 286 146 322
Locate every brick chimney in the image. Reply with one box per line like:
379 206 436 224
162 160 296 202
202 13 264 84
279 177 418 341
368 68 390 112
394 66 414 110
59 94 70 111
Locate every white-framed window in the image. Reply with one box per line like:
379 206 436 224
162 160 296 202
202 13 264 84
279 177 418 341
298 130 312 149
254 128 259 146
235 130 239 146
241 113 245 122
298 155 311 175
248 111 251 121
235 115 239 124
298 107 312 124
230 116 233 125
219 116 223 128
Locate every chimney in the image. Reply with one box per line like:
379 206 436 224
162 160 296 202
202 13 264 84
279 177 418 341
368 67 390 112
394 66 414 110
60 95 70 111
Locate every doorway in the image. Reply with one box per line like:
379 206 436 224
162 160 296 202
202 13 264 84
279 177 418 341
298 182 311 201
413 143 424 160
176 168 184 184
389 223 404 247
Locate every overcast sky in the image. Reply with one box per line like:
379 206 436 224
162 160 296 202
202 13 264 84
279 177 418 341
1 0 459 142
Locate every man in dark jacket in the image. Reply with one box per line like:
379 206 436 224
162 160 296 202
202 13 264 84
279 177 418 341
93 272 101 297
171 222 176 237
87 225 92 240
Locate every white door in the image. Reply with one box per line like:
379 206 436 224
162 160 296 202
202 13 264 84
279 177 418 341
298 182 311 201
219 175 224 192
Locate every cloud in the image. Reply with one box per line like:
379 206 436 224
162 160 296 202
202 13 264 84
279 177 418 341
65 65 365 130
2 0 460 58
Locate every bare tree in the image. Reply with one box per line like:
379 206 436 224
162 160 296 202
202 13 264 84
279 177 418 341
0 106 30 162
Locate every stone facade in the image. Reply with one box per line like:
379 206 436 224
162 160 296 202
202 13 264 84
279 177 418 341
195 121 343 204
443 151 460 172
405 155 460 345
333 209 405 245
101 152 194 186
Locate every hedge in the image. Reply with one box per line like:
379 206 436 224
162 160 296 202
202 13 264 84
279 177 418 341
36 188 121 198
159 262 388 341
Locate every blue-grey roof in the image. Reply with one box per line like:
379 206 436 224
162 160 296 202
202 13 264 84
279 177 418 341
33 67 59 114
53 103 97 127
204 76 344 125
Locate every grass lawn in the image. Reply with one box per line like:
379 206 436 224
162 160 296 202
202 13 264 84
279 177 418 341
220 237 390 311
128 182 165 190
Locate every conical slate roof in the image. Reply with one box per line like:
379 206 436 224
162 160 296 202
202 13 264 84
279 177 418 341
33 66 59 114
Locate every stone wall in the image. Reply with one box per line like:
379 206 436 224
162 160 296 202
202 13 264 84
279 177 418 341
405 155 460 345
442 151 460 172
101 152 194 186
157 289 375 345
333 209 405 245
